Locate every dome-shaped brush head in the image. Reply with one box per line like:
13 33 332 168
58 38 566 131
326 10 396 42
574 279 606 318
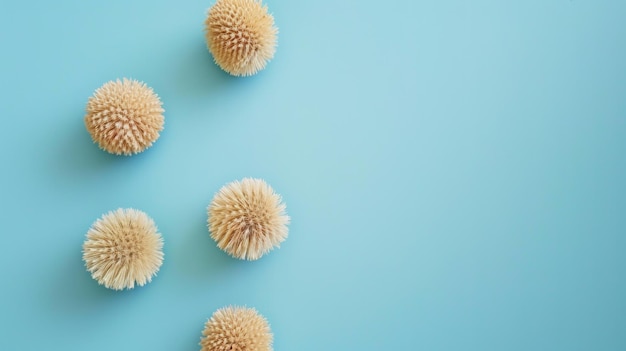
200 306 273 351
205 0 278 76
85 78 164 155
208 178 289 260
82 208 164 290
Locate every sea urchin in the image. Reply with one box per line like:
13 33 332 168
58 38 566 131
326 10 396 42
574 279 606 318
205 0 278 76
82 208 164 290
208 178 289 260
200 306 273 351
84 78 164 155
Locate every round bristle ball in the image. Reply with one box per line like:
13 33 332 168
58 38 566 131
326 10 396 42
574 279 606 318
208 178 289 260
205 0 278 76
200 306 273 351
82 208 164 290
85 78 164 155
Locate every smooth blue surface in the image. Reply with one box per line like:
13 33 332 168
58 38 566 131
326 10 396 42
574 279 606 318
0 0 624 350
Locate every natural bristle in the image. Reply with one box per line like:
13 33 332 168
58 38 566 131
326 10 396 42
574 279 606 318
205 0 278 76
85 78 164 155
82 208 164 290
208 178 289 260
200 306 273 351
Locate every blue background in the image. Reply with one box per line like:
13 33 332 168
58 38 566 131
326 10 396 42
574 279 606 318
0 0 624 350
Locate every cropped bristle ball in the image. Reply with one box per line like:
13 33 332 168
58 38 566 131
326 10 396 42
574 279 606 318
208 178 289 260
200 306 273 351
205 0 278 76
82 208 164 290
84 78 164 155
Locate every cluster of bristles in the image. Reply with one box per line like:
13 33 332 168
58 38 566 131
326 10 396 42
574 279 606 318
208 178 289 260
82 208 164 290
200 306 273 351
205 0 278 76
84 78 164 156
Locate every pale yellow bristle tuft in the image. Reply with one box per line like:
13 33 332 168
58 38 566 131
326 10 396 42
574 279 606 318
200 306 273 351
82 208 164 290
205 0 278 76
84 78 164 155
208 178 289 260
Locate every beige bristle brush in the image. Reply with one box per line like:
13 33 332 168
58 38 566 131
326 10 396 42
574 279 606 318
205 0 278 76
200 306 273 351
82 208 164 290
208 178 290 260
84 78 164 155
